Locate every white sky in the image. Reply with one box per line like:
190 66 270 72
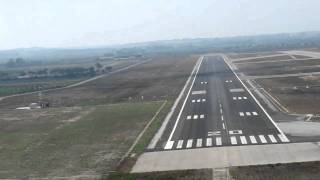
1 0 320 50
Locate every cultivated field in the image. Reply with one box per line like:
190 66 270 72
0 54 198 178
233 52 320 114
0 59 137 97
227 52 282 59
237 58 320 76
255 76 320 114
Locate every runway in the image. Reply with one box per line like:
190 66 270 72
163 55 290 150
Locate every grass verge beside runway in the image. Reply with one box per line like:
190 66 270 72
230 161 320 180
108 169 212 180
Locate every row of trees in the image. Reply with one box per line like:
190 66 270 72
19 64 112 79
0 63 112 81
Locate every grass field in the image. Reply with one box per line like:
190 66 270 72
0 55 197 108
0 59 138 97
230 161 320 180
237 58 320 76
256 76 320 114
0 101 164 178
227 52 282 59
234 54 293 63
0 54 198 178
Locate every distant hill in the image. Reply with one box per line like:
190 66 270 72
1 31 320 63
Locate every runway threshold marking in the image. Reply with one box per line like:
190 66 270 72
196 139 203 147
206 138 212 146
259 135 267 143
186 139 193 148
216 137 222 146
268 135 277 143
222 55 290 143
177 140 183 149
164 56 203 150
240 136 248 144
249 136 257 144
278 134 290 142
230 136 237 145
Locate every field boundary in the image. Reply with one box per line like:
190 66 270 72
0 60 150 101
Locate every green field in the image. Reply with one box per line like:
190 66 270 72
0 101 163 178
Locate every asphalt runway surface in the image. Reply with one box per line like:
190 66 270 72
163 55 290 150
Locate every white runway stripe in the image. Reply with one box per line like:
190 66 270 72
243 96 247 99
268 135 277 143
187 115 191 120
230 136 237 145
246 112 251 116
197 99 201 102
216 137 222 146
239 112 244 116
196 139 202 147
200 114 205 119
233 97 237 100
193 115 198 119
278 134 290 142
176 140 183 149
259 135 267 143
249 136 257 144
192 100 195 103
186 139 193 148
238 97 242 100
252 112 258 116
206 138 212 146
202 99 206 102
164 141 174 149
240 136 247 144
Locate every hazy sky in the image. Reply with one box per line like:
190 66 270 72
1 0 320 50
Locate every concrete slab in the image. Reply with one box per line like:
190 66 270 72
132 142 320 173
